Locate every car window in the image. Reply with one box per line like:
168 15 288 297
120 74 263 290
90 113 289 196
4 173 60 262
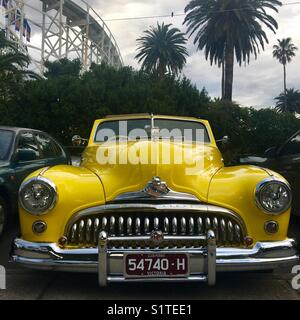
17 132 40 160
95 119 151 142
154 119 210 143
94 118 210 143
36 134 63 159
280 133 300 156
0 130 14 160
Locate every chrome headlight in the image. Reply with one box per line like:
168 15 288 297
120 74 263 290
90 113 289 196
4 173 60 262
255 178 292 215
19 177 57 215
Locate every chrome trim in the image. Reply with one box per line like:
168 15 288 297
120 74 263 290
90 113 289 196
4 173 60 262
255 177 292 215
154 217 159 231
78 220 84 243
181 217 186 235
65 203 246 235
112 188 201 203
144 217 150 234
164 217 169 234
235 225 241 242
86 219 92 243
212 217 218 238
19 176 58 216
109 216 115 236
71 224 77 243
94 218 99 243
102 217 107 231
98 231 107 287
135 218 141 235
227 221 233 242
38 167 51 176
197 217 203 234
118 217 124 236
189 217 194 235
207 230 216 286
11 238 299 285
220 219 226 243
172 217 177 235
64 203 247 247
127 217 132 235
206 217 211 230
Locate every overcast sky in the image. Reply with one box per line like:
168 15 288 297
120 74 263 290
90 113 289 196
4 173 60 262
91 0 300 108
3 0 300 108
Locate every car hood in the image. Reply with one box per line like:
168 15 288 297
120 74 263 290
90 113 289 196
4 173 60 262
81 140 224 202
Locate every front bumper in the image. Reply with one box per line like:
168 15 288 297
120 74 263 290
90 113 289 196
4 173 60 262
11 232 299 286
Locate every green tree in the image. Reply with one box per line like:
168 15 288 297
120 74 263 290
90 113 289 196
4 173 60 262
275 88 300 113
135 23 188 77
0 30 38 78
44 58 82 78
0 30 39 103
184 0 281 101
273 38 298 110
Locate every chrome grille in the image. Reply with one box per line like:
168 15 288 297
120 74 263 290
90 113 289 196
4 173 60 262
65 212 245 247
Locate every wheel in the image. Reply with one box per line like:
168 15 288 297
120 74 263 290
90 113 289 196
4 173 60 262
0 196 7 238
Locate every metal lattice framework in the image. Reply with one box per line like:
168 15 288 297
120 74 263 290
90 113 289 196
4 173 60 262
0 0 123 73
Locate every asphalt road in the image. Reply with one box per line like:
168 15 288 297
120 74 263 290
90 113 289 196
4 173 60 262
0 218 300 300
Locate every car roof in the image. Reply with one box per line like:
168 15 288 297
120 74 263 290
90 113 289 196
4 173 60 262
0 126 44 134
99 114 203 122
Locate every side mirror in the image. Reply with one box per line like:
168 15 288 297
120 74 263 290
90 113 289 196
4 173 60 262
216 136 230 146
264 147 278 158
17 149 37 162
72 135 88 147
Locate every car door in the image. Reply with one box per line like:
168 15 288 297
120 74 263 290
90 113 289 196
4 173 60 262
35 133 70 167
12 131 47 186
276 132 300 211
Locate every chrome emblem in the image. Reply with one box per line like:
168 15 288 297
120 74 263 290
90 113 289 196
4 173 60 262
144 177 169 198
150 230 164 244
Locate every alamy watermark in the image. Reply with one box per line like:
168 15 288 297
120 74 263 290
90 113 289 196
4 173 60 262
0 265 6 290
291 265 300 290
94 121 208 176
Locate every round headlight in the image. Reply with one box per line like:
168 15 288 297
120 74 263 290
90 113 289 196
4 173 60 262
255 178 292 215
19 177 57 215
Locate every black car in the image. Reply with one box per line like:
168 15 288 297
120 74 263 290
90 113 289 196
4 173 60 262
234 130 300 215
0 127 70 236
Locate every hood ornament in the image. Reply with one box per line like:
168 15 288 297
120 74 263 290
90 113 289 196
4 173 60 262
144 177 170 198
150 230 164 244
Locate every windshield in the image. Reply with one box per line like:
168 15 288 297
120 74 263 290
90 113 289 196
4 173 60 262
95 118 210 143
0 130 14 160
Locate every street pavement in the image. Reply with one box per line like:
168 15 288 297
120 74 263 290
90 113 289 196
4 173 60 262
0 217 300 300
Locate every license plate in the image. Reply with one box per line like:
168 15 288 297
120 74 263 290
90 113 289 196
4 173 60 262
124 253 189 278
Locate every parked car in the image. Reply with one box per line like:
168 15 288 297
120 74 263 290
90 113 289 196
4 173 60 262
232 130 300 215
11 115 298 286
0 126 70 237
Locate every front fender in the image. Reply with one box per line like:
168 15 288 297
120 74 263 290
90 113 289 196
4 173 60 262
19 165 105 243
208 165 291 244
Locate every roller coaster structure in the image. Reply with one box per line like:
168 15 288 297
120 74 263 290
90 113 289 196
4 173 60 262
0 0 123 73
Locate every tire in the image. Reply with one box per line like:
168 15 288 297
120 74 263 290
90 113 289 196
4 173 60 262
0 196 7 238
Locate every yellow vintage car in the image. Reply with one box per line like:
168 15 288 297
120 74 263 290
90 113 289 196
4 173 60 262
11 114 299 286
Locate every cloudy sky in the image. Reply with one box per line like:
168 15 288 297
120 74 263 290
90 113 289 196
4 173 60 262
91 0 300 108
3 0 300 108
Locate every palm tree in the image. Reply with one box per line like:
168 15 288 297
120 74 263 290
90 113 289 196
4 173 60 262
135 23 188 77
0 30 39 78
273 38 298 109
275 88 300 113
184 0 281 101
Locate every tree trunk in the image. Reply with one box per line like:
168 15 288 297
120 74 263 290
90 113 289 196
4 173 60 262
158 61 166 78
224 44 234 101
221 59 225 99
283 63 287 111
